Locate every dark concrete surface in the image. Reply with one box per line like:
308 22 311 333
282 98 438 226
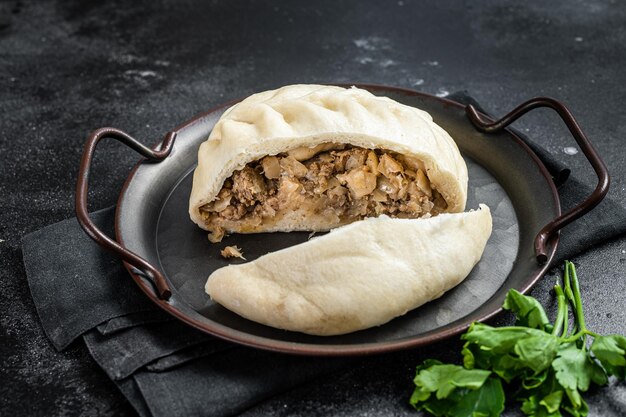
1 0 625 416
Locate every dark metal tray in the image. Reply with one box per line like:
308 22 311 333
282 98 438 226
75 85 608 355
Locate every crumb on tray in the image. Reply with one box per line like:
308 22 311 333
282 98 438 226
220 245 246 260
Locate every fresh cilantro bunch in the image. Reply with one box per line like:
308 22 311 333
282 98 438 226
410 261 626 417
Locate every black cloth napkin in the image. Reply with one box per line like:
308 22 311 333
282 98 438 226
23 207 351 417
22 92 626 417
22 210 158 350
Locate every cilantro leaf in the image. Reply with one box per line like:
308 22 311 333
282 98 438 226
462 323 550 354
563 389 589 417
514 335 559 373
462 324 558 383
410 363 503 417
504 289 553 332
413 364 491 399
520 394 563 417
553 343 608 392
590 334 626 379
448 376 505 417
564 388 583 411
521 369 549 390
518 369 564 417
516 367 590 417
538 390 563 414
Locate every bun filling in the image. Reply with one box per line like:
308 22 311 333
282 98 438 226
199 144 447 242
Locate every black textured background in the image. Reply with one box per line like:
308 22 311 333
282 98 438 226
2 1 626 416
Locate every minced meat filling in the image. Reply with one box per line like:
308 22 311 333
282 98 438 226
199 145 447 241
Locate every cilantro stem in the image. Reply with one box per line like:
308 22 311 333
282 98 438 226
552 285 568 337
568 261 588 346
563 262 577 336
560 329 599 343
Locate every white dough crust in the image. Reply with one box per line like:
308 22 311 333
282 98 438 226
189 84 468 230
205 204 492 336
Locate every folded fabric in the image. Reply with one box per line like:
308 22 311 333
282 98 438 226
130 348 351 417
83 321 214 380
22 208 157 350
22 92 626 417
107 341 352 417
96 310 173 336
144 341 233 372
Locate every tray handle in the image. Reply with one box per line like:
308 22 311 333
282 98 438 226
75 128 176 300
465 97 610 264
